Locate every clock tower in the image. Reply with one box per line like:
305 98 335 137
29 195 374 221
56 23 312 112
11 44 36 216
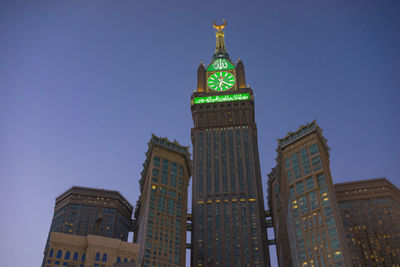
190 21 271 267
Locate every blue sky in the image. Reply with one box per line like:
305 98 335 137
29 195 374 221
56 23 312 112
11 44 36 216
1 1 399 266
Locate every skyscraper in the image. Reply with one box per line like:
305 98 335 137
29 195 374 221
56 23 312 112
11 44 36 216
133 134 191 267
42 186 135 267
335 178 400 266
190 20 271 267
268 121 351 267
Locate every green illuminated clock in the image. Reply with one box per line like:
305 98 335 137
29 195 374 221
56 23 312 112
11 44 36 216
207 71 236 91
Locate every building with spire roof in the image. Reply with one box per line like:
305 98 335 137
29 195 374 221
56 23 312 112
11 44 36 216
268 121 351 267
190 20 271 267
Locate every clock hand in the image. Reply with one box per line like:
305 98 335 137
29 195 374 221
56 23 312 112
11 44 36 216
220 80 231 85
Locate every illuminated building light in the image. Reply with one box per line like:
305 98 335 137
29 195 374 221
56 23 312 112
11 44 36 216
194 93 250 104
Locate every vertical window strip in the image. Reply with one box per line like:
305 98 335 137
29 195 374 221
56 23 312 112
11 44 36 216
236 129 245 191
198 132 204 195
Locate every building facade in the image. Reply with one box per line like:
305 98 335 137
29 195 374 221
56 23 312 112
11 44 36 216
268 121 351 267
42 187 134 267
133 134 191 267
190 21 271 267
335 178 400 266
44 232 139 267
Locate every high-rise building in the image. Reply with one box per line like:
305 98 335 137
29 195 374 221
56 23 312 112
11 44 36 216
133 134 191 267
268 121 351 267
190 20 271 267
42 186 134 267
334 178 400 266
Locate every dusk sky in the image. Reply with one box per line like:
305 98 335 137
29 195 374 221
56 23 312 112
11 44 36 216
1 1 400 266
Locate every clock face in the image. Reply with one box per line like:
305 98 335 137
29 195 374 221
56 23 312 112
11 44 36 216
207 71 236 91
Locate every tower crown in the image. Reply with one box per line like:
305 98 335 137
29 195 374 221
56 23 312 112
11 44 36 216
212 19 230 60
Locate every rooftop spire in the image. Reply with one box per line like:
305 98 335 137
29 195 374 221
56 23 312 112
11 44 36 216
212 19 230 60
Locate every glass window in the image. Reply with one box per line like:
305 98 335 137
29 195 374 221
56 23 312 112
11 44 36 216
326 216 336 227
102 253 107 262
324 206 333 217
64 251 70 260
320 187 330 207
95 252 100 261
309 191 319 210
56 250 62 259
49 249 54 258
317 173 326 187
81 254 85 262
296 181 305 195
116 257 121 263
291 153 301 179
309 144 319 156
328 226 338 239
330 238 340 250
152 168 159 177
312 156 322 171
153 157 160 167
300 148 311 175
305 177 314 191
299 195 309 214
333 251 343 262
73 253 78 261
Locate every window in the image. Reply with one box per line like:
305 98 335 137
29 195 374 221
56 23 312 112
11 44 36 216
309 191 319 210
124 258 128 263
309 144 319 156
324 206 333 217
326 216 336 227
49 249 54 258
299 195 309 214
330 238 340 250
312 156 322 171
305 177 314 191
296 181 305 195
56 250 62 259
95 252 100 261
300 148 311 175
116 257 121 263
153 157 160 167
81 254 85 262
317 173 326 186
291 153 301 179
64 251 70 260
102 253 107 262
328 226 338 239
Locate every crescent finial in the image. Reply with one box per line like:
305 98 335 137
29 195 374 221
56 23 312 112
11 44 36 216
212 19 227 31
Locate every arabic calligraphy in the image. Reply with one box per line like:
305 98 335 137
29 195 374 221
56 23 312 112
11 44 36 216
194 93 250 104
213 59 228 70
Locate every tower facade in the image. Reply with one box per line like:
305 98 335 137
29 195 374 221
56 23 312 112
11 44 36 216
335 178 400 266
268 121 351 267
190 21 271 267
134 135 191 267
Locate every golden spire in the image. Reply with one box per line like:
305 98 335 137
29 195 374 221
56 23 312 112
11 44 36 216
212 19 229 60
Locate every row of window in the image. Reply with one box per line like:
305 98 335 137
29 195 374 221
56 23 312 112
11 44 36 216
48 249 133 264
197 129 255 195
286 144 322 183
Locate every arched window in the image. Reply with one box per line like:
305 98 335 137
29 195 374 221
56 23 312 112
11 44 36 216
81 253 85 262
49 249 54 258
130 259 134 262
56 250 62 259
116 257 121 263
95 252 100 261
73 252 78 261
123 258 128 263
102 253 107 262
65 251 70 260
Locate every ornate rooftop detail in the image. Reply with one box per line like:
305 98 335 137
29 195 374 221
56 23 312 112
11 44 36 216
212 19 230 60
